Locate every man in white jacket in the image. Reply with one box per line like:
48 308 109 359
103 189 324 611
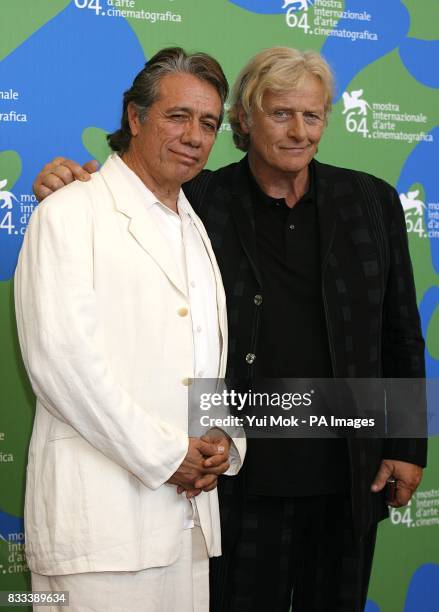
15 47 245 612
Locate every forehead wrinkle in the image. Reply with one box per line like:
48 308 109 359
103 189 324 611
263 82 325 106
269 102 324 110
264 102 325 115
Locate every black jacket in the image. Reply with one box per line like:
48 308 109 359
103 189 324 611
184 157 426 536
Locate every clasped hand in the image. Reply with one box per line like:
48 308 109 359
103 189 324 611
167 433 231 499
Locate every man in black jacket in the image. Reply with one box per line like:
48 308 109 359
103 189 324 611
33 47 426 612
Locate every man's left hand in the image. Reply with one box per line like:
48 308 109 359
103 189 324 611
371 459 423 507
176 431 231 498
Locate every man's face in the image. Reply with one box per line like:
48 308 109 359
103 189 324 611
127 72 222 188
242 73 326 179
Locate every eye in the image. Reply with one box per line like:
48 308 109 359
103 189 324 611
304 112 323 124
271 110 291 121
201 121 218 133
169 113 188 121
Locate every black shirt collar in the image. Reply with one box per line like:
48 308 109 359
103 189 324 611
245 156 316 210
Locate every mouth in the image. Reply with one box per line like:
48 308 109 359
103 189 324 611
170 150 199 164
278 146 312 157
280 146 309 152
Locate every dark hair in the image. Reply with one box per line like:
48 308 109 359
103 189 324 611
107 47 229 153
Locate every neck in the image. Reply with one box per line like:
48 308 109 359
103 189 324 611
248 151 310 209
122 150 180 212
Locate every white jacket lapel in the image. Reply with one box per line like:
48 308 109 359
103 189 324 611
100 155 187 297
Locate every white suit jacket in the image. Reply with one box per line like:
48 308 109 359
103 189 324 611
14 154 245 576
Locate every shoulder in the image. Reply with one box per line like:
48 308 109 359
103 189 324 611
31 171 106 233
315 159 396 197
315 159 400 222
183 159 245 209
314 160 404 236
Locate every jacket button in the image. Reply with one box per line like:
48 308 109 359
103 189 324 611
182 377 193 386
245 353 256 364
177 307 189 317
254 294 263 306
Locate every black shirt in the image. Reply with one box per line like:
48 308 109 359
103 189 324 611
243 159 349 496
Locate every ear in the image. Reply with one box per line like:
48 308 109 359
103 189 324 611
127 102 141 137
238 108 250 134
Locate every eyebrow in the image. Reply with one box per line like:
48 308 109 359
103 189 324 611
268 105 324 113
166 106 220 123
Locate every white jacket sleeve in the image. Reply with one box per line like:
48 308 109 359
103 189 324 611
14 189 188 490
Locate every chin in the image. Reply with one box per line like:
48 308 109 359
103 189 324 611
268 154 307 171
177 168 200 183
285 156 313 172
272 161 308 174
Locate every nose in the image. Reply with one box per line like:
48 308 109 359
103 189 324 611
181 119 202 148
287 113 307 141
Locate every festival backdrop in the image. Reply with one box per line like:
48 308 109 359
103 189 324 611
0 1 438 610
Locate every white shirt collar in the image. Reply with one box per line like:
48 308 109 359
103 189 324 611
112 153 192 220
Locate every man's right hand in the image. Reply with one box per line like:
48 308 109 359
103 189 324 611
33 157 98 201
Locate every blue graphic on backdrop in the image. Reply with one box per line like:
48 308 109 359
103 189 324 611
228 0 314 14
228 0 410 102
404 564 439 612
0 509 24 542
321 0 410 100
364 564 439 611
398 127 439 279
0 2 145 281
398 126 439 434
399 39 439 89
365 601 380 612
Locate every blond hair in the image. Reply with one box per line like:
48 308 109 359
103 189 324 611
229 47 334 151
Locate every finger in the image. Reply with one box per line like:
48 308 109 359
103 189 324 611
186 488 201 499
32 184 53 201
201 433 221 443
198 439 225 457
180 471 203 487
47 164 77 185
371 462 393 493
202 480 219 492
83 160 99 174
194 474 217 490
202 461 230 476
197 475 218 493
57 159 91 181
202 441 226 456
176 485 184 494
39 159 89 183
38 173 70 192
394 467 423 492
42 157 68 171
33 173 66 201
390 484 413 508
201 433 227 447
204 453 228 468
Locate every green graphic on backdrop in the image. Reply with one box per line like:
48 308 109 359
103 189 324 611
428 309 439 360
322 49 438 185
403 0 439 40
81 127 111 166
370 444 439 612
0 0 69 62
0 1 438 610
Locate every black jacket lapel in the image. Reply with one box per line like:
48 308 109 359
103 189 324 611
315 160 340 272
228 158 263 287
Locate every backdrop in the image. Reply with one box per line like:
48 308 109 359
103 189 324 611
0 1 438 610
